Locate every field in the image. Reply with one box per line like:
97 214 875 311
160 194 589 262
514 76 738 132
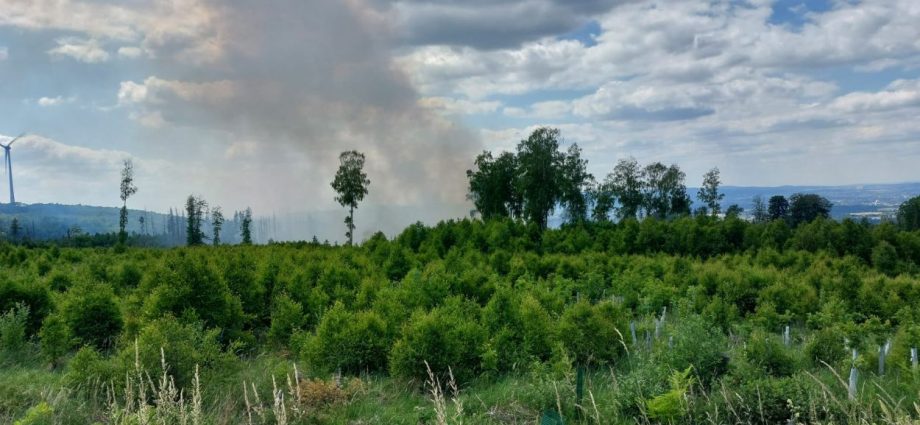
3 216 920 424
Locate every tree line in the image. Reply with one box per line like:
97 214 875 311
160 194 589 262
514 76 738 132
466 127 853 228
106 128 920 248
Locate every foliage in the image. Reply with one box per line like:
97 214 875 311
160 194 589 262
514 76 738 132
118 315 231 388
789 193 833 227
185 195 208 246
0 303 29 353
645 367 693 422
13 402 52 425
698 167 724 215
515 127 564 229
38 314 72 367
303 301 389 374
897 195 920 231
331 150 370 245
558 300 626 366
60 283 122 351
389 300 486 384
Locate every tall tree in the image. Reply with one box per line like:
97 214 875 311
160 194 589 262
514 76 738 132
590 180 616 222
118 159 138 246
609 157 644 221
698 167 724 216
515 128 563 229
768 195 789 221
240 207 253 245
665 165 692 217
9 218 20 241
185 195 207 246
559 143 593 223
789 193 832 226
751 195 769 223
331 150 370 245
643 162 690 219
211 207 224 246
898 196 920 231
466 151 519 220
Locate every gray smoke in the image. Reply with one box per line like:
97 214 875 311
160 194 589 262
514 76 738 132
131 0 481 238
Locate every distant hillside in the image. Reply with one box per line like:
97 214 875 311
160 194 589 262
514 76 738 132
711 182 920 220
2 182 917 244
0 203 252 245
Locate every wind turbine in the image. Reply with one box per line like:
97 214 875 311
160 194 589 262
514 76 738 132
1 133 24 205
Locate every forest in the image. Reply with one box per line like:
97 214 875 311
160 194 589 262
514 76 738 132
1 128 920 424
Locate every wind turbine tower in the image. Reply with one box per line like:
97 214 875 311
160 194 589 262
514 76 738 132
1 134 24 205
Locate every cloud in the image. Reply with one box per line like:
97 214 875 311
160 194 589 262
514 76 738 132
47 37 109 63
36 96 75 107
0 134 142 206
830 79 920 113
0 46 7 60
117 46 144 59
385 0 630 49
1 0 224 64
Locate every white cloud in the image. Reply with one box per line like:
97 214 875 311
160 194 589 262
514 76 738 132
1 0 224 64
830 79 920 113
117 46 144 58
36 96 75 107
47 37 109 63
0 46 7 60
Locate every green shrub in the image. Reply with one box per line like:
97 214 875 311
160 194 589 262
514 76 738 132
0 279 51 336
13 401 53 425
39 314 73 367
804 327 847 367
743 330 798 377
141 253 244 335
558 300 626 366
268 292 305 346
46 272 72 292
0 303 29 353
64 345 116 388
304 302 389 374
118 315 232 388
872 240 899 276
113 262 142 289
389 301 485 384
60 283 122 351
655 312 728 385
646 367 693 422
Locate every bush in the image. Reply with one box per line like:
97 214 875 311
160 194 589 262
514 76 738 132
389 301 485 384
0 279 51 336
117 315 232 388
558 300 626 366
872 241 899 276
64 346 116 388
46 272 72 292
141 253 244 335
0 303 29 353
803 327 847 367
654 312 728 385
13 401 53 425
60 283 123 351
303 302 389 374
39 314 72 367
743 330 798 377
268 292 305 346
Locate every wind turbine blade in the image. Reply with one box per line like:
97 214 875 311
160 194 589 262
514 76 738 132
6 133 25 148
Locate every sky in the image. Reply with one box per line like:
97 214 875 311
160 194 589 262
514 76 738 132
1 0 920 224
